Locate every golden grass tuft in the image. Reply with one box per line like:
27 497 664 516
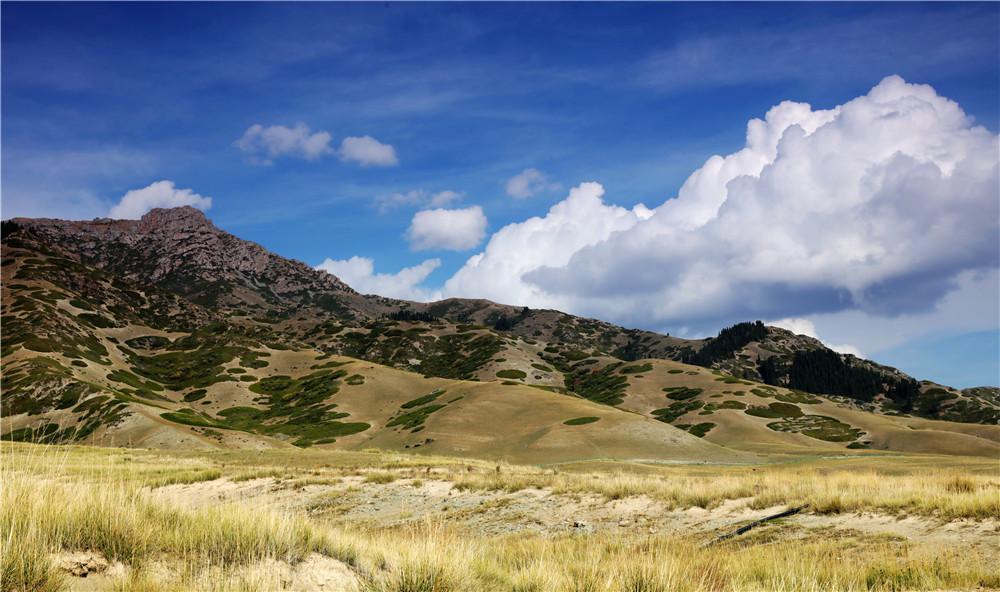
3 442 999 591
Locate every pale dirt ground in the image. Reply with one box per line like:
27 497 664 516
54 549 360 592
60 470 1000 590
149 474 1000 549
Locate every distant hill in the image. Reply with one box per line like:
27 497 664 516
2 208 996 461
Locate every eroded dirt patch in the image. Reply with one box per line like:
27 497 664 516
53 549 360 592
152 475 1000 551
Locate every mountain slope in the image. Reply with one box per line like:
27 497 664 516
7 207 355 310
1 226 753 463
4 207 997 453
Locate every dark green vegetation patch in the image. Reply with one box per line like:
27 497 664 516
565 362 628 406
620 363 653 374
401 389 445 409
182 389 208 402
496 369 527 380
652 400 704 423
663 387 704 401
702 400 747 412
687 422 716 438
563 416 600 426
745 402 803 419
155 368 371 447
387 405 445 430
767 415 863 442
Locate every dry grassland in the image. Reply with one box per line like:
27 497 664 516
3 442 998 591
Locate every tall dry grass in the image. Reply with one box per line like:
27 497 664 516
0 442 359 591
451 463 1000 520
349 520 998 592
3 442 998 592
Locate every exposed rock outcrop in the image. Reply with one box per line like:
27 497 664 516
11 206 355 308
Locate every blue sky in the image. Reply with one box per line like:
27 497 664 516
3 2 998 388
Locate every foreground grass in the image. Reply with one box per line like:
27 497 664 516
355 524 997 592
451 458 1000 521
2 442 998 591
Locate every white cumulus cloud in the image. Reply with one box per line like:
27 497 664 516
108 180 212 220
338 135 399 167
442 182 654 308
234 123 333 164
441 76 999 336
316 256 441 301
407 206 488 251
506 168 551 199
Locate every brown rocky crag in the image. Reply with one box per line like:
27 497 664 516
10 206 356 310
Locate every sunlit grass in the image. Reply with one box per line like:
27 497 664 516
3 442 998 591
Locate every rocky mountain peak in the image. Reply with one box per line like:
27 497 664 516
137 205 212 230
9 206 356 308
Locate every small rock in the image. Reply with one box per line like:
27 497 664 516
619 520 631 527
58 551 109 577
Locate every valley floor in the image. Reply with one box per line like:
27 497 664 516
3 443 998 592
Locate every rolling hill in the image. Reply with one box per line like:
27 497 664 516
2 208 997 462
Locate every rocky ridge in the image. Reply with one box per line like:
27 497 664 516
10 207 355 309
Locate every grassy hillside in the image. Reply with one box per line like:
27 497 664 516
4 227 998 464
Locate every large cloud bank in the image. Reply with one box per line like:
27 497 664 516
443 76 999 333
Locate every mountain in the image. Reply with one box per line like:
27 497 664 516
2 208 997 461
8 207 355 310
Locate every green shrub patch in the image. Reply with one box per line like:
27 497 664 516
565 362 628 406
745 402 803 418
387 405 445 430
183 389 208 402
687 422 716 438
563 416 600 426
620 363 653 374
767 415 863 442
662 387 704 401
652 400 704 423
703 400 747 412
496 369 527 380
401 390 445 409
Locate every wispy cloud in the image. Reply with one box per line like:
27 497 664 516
374 189 462 214
635 9 994 93
506 168 553 199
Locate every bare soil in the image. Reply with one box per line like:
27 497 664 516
152 474 1000 550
